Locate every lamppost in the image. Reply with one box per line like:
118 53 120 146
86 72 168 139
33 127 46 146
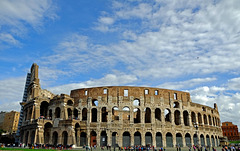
194 123 199 146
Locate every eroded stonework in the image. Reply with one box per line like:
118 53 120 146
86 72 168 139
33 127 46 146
19 64 222 147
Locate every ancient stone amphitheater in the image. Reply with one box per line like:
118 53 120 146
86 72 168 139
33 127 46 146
19 64 222 148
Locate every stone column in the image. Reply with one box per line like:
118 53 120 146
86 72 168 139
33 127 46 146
107 130 111 147
152 132 156 147
189 112 192 127
162 133 166 147
172 133 176 147
142 132 146 146
131 132 134 146
96 130 101 147
182 134 186 147
161 110 165 125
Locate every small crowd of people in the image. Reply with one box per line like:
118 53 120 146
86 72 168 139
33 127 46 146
18 143 74 150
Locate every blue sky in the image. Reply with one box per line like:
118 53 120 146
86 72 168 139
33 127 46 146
1 0 240 127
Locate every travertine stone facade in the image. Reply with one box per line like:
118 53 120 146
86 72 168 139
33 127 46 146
19 64 223 147
1 111 20 133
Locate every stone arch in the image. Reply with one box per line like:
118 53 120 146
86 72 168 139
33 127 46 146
90 131 97 147
134 108 141 123
92 99 98 106
123 131 131 147
208 115 212 125
191 112 196 125
164 108 171 122
134 131 141 146
44 122 52 144
145 107 151 123
198 113 202 124
100 131 107 147
102 107 108 122
183 111 189 126
156 132 163 147
193 133 198 145
67 108 72 119
206 135 210 147
145 132 152 146
62 131 68 146
155 108 161 121
112 106 119 120
67 100 73 106
40 101 49 118
166 132 173 147
52 131 58 146
55 107 61 118
49 109 52 119
80 132 87 146
200 134 205 146
173 102 180 108
174 110 181 125
91 108 97 122
211 135 215 147
204 114 208 125
133 98 140 106
82 108 87 121
185 133 191 147
123 106 130 121
74 108 78 119
176 133 183 147
112 132 118 147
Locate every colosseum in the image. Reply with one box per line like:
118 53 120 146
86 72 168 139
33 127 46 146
18 63 223 148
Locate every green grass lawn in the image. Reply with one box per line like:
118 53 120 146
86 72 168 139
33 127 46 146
229 140 240 144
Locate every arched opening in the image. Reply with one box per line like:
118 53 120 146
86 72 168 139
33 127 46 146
200 134 205 146
198 113 202 124
191 112 196 125
166 132 173 147
28 108 32 120
80 132 87 146
208 115 212 125
211 135 215 147
25 131 29 145
185 133 191 147
212 117 215 126
134 108 141 123
55 107 61 118
206 135 210 147
174 110 181 125
133 99 140 106
123 107 130 122
215 136 218 146
176 133 183 147
30 131 35 145
62 131 68 146
92 99 98 106
67 108 72 119
49 109 52 120
40 101 49 118
74 109 78 119
100 131 107 147
204 114 208 125
90 131 97 147
82 108 87 121
123 131 130 147
102 107 108 122
112 107 119 121
75 123 80 146
44 122 52 144
91 108 97 122
67 100 73 106
52 131 58 146
173 102 180 108
112 132 118 147
165 109 171 123
145 132 152 146
156 132 163 147
193 134 198 145
155 108 161 121
145 108 151 123
183 111 189 126
134 132 141 146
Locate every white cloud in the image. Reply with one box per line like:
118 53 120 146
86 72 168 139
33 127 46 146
0 0 57 47
47 73 138 95
0 77 25 112
158 77 217 90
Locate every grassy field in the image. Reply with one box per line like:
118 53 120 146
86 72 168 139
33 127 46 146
229 140 240 144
